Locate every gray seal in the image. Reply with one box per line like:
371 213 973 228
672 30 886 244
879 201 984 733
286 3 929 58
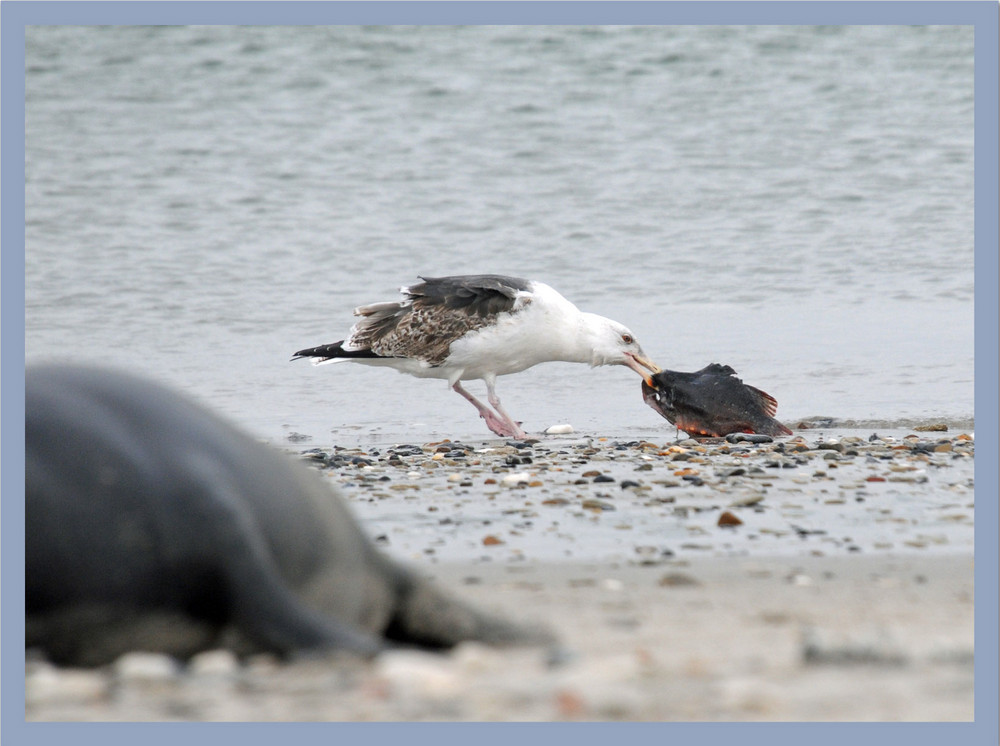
26 364 549 667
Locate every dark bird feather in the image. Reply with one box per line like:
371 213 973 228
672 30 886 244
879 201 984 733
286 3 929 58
642 363 792 438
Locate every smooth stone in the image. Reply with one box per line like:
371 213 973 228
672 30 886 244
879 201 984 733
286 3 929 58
114 652 180 683
544 424 575 435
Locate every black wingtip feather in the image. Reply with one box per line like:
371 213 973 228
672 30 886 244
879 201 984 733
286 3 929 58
291 340 385 362
291 341 344 362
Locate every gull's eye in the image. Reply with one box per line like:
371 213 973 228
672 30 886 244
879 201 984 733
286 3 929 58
621 333 634 345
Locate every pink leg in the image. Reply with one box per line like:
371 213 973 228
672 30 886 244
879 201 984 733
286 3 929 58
484 378 526 439
452 382 525 439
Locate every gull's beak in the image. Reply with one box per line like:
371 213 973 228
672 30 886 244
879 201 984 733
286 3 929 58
624 352 662 387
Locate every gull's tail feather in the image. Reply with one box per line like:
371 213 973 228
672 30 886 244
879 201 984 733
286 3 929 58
290 341 382 364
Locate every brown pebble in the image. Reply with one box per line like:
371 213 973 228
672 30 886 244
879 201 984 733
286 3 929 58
554 689 587 718
658 572 700 587
482 535 504 546
717 511 743 527
581 470 602 478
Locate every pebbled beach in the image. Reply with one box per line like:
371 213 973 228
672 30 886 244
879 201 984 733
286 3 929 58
308 428 975 563
26 428 975 721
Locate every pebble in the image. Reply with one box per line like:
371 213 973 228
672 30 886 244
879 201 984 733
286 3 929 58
658 572 700 587
114 652 180 683
375 650 463 700
501 472 532 486
725 433 773 444
545 424 575 435
189 649 240 678
717 511 743 527
27 663 108 706
801 627 908 666
729 494 765 507
888 473 928 483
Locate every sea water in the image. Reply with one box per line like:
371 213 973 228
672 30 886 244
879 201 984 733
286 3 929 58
25 25 974 444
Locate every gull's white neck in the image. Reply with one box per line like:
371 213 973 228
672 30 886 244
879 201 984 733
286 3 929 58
540 309 618 366
574 311 620 366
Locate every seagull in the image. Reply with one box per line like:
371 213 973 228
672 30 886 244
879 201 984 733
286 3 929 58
291 274 660 438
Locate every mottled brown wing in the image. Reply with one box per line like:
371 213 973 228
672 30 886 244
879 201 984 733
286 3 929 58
366 304 500 364
354 275 532 365
348 301 411 352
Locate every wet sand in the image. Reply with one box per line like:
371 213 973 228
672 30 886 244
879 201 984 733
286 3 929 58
26 554 974 721
25 428 975 721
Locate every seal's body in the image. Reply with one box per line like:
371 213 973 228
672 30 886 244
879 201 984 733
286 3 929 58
26 365 547 667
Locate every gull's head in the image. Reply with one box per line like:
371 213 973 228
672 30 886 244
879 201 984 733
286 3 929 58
583 314 661 385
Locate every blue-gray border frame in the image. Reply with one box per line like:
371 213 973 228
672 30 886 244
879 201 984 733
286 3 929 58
3 3 997 745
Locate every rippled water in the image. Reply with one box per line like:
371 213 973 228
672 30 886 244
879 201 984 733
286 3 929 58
25 25 974 443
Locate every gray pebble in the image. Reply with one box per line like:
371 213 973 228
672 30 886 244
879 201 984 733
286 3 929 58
725 433 774 444
114 652 180 684
27 663 109 706
189 649 240 678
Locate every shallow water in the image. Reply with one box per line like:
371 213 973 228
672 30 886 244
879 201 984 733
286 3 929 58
25 25 974 443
